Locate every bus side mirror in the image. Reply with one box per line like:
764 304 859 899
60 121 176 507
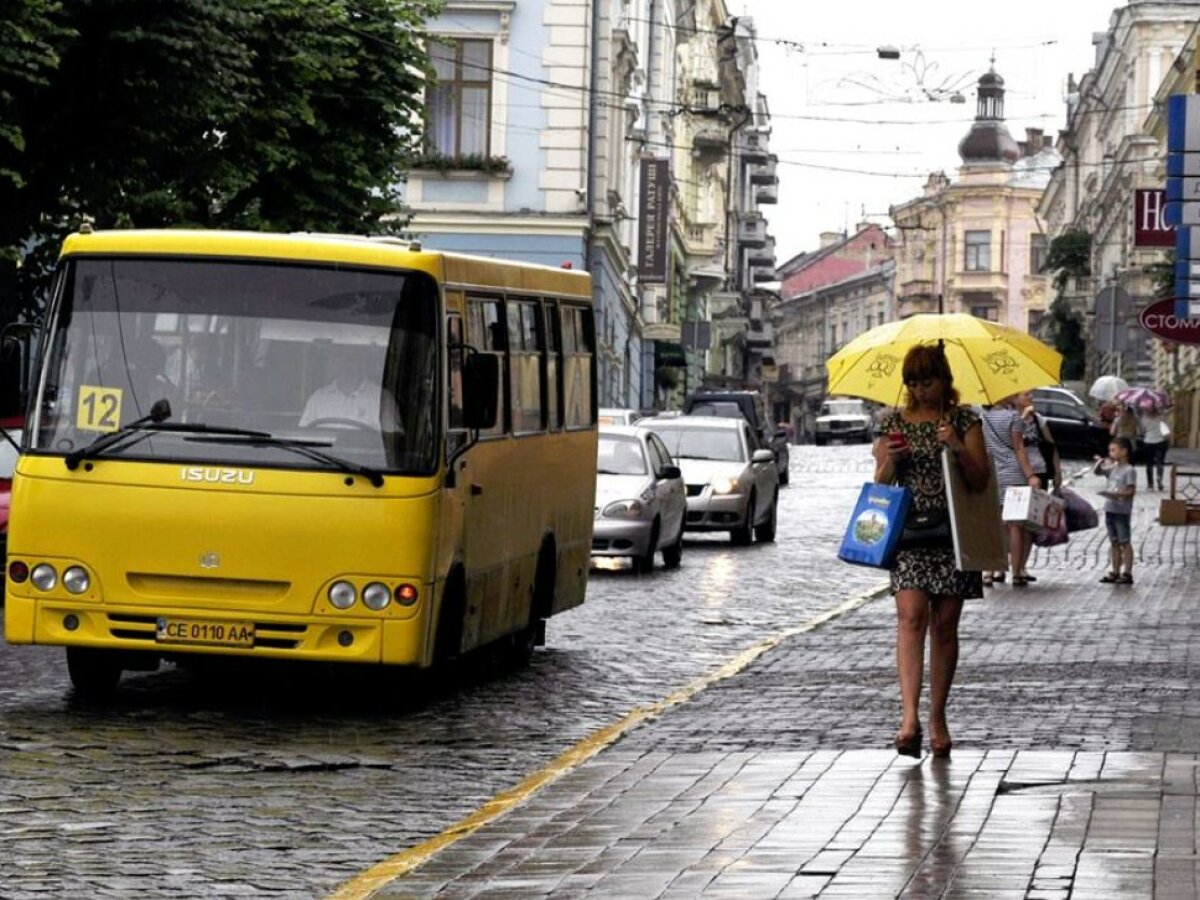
463 353 499 430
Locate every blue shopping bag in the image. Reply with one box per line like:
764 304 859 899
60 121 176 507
838 483 912 568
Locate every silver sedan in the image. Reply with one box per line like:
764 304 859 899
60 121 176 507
592 426 686 573
641 415 779 545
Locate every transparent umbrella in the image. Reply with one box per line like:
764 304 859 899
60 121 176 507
1088 375 1129 402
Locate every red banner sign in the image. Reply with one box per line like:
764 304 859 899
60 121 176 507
1140 298 1200 344
1134 189 1175 247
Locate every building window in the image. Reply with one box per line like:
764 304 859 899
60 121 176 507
970 305 998 322
1030 234 1048 274
964 230 991 272
428 39 492 159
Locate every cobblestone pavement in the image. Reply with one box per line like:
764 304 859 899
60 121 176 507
370 455 1200 898
0 446 884 898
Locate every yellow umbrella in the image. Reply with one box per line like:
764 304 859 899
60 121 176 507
825 313 1062 407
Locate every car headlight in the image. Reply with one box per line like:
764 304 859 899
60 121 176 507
602 499 644 518
328 581 357 610
712 477 739 495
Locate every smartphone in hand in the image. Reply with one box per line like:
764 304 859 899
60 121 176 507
887 431 910 453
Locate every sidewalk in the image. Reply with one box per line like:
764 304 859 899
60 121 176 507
368 487 1200 899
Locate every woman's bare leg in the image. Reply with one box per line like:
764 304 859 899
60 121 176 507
929 596 964 746
895 590 930 738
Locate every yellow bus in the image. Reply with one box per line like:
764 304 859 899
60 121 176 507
5 229 598 698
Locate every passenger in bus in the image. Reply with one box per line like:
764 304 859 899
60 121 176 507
299 344 400 431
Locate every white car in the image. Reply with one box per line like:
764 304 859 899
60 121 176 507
814 398 872 444
598 407 642 426
641 415 779 545
592 426 686 572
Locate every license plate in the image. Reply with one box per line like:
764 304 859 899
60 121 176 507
155 617 255 648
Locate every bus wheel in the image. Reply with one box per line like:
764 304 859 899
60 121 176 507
66 648 123 702
433 571 466 668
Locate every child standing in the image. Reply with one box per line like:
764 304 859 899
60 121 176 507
1094 436 1137 585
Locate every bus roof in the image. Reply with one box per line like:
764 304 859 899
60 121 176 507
59 229 593 300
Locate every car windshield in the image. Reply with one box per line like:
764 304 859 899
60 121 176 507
597 435 647 475
32 257 440 474
821 402 863 416
0 429 21 478
649 426 743 462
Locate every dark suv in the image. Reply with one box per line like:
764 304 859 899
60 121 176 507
1031 387 1109 459
681 389 790 484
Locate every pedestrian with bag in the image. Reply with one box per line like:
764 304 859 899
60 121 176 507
1017 391 1062 574
981 393 1041 587
1094 436 1137 584
1139 408 1170 491
872 344 990 759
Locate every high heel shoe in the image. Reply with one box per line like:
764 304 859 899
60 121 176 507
894 726 923 758
930 738 953 759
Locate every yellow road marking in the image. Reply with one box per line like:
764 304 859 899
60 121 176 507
328 581 890 899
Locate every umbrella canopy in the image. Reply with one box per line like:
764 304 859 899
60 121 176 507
1088 374 1129 402
825 313 1062 407
1114 386 1171 411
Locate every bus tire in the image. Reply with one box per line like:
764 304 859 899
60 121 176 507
66 647 123 702
509 540 556 667
433 569 466 667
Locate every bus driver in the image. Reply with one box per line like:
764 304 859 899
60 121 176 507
299 344 399 431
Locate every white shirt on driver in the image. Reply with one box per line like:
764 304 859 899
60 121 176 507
299 380 397 429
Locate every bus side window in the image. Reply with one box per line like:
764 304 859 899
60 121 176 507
447 315 467 457
466 297 507 436
562 305 595 430
543 301 560 430
508 300 543 434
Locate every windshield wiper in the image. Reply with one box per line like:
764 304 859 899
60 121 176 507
64 398 177 470
184 434 385 488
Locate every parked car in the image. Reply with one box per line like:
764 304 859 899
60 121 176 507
680 388 790 485
0 422 21 602
592 426 686 572
1030 388 1109 459
598 407 642 427
814 397 873 444
641 415 779 545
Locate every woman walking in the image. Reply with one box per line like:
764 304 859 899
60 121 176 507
873 344 989 759
1016 391 1060 582
981 393 1041 587
1140 408 1170 491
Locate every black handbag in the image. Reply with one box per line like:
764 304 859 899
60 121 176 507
898 507 952 549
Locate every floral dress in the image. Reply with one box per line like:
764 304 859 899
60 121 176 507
880 406 984 600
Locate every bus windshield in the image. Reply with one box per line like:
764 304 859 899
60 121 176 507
33 257 440 475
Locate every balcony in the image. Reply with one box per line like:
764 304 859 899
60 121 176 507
748 237 776 267
737 213 767 248
749 155 778 185
739 129 770 164
746 322 775 349
692 122 728 157
751 261 777 283
899 279 935 300
755 182 778 204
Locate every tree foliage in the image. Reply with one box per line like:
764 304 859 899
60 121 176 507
1042 230 1091 381
0 0 441 325
1044 229 1091 294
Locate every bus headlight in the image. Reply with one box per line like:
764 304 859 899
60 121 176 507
602 499 644 518
63 566 91 595
31 564 58 592
328 581 357 610
362 582 391 611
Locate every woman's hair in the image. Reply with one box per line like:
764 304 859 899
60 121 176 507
902 342 959 409
1111 435 1134 458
